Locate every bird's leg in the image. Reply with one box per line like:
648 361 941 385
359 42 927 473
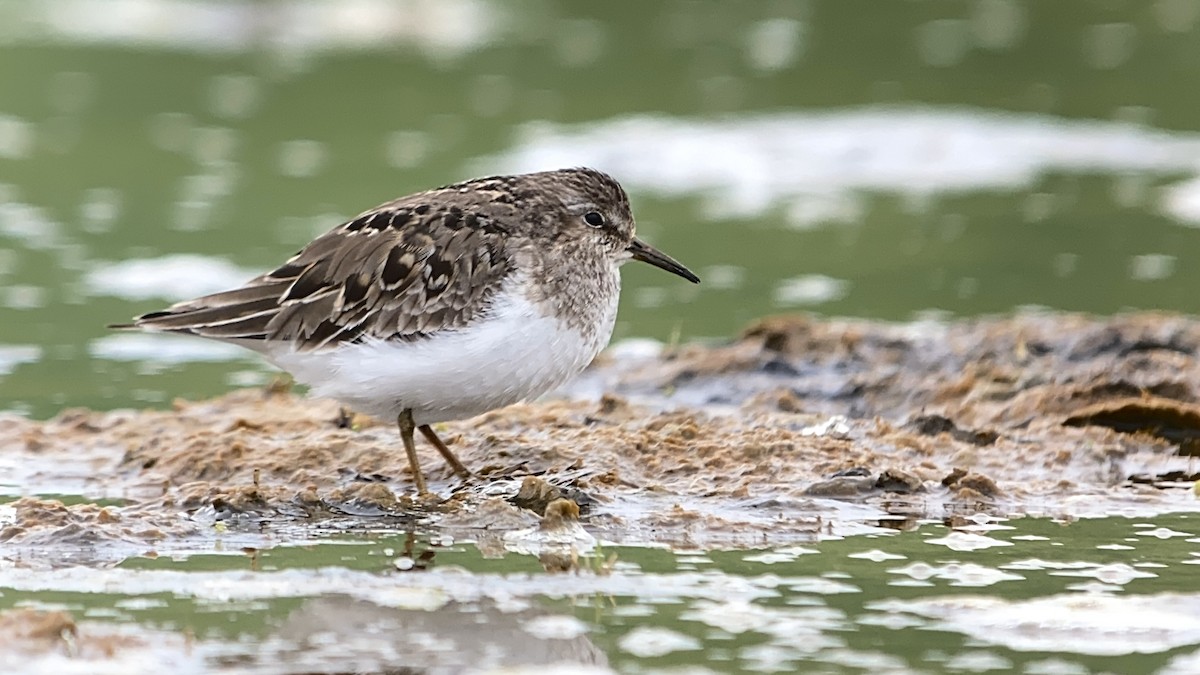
397 409 429 495
419 424 473 480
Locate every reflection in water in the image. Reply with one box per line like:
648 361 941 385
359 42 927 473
269 596 608 673
1 515 1199 671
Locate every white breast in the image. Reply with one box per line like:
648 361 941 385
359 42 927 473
266 280 618 425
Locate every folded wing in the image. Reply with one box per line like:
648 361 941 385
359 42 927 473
127 200 513 352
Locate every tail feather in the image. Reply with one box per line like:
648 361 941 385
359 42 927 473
161 282 286 313
134 296 279 332
179 310 275 339
115 281 289 340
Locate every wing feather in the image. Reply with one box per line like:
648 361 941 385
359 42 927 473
126 196 514 350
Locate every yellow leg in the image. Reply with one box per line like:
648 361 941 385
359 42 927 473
419 424 473 479
397 409 428 495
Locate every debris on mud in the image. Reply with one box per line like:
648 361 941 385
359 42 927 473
3 312 1200 554
1064 396 1200 455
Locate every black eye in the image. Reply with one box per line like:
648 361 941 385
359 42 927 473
584 211 605 228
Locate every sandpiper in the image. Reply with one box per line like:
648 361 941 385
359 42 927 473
115 168 699 494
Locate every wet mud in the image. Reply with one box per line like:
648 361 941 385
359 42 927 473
3 312 1199 553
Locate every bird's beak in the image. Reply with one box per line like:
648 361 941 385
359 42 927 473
627 237 700 284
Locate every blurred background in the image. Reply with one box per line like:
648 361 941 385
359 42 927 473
2 0 1200 416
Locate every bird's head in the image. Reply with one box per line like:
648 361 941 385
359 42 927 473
541 167 700 284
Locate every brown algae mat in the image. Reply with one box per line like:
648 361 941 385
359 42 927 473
3 311 1200 551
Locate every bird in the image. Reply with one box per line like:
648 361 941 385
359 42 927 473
114 167 700 495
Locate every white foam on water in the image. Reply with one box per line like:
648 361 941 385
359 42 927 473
22 0 501 59
479 107 1200 226
871 593 1200 656
924 532 1014 552
90 333 248 363
84 254 257 302
1162 176 1200 224
774 274 851 306
888 562 1023 588
618 626 700 658
0 344 40 376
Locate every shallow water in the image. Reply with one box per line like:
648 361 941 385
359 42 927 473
5 508 1200 673
3 1 1200 415
5 2 1200 672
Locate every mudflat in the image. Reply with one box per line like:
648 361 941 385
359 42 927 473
3 312 1198 554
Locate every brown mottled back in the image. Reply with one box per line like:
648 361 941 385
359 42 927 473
122 168 632 351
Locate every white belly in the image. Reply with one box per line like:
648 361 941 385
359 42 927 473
266 285 617 425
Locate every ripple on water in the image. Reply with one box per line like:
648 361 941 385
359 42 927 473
1049 562 1157 586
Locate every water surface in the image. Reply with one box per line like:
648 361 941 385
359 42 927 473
3 1 1200 414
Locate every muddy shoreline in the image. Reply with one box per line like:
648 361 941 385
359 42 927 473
3 312 1199 554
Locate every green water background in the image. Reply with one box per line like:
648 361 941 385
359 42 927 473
2 0 1200 416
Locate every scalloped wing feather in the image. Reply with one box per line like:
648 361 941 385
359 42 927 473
130 200 513 351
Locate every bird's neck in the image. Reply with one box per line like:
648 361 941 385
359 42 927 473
521 242 621 339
